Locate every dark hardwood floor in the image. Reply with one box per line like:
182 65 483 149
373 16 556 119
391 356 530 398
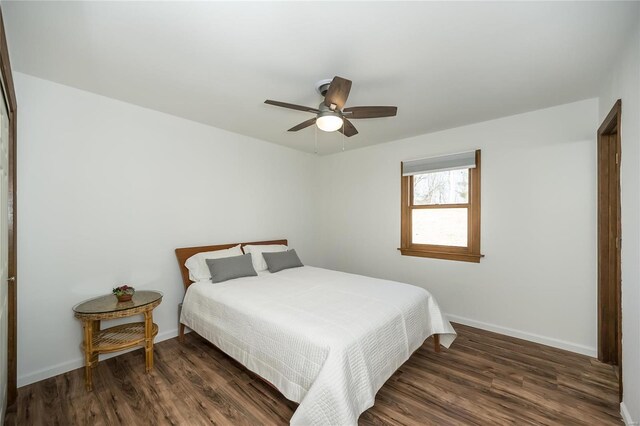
9 323 621 425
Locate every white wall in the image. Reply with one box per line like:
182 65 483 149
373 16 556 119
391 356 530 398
14 72 319 386
599 18 640 426
316 99 599 356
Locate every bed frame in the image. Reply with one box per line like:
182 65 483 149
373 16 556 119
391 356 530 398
174 238 440 351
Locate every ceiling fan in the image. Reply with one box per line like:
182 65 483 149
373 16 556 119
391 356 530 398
264 76 397 137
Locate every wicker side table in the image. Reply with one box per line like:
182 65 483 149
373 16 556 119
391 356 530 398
73 290 163 390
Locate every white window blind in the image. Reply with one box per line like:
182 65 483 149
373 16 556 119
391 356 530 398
402 151 476 176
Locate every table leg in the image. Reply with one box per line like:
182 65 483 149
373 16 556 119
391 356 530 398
83 320 94 391
144 310 153 372
90 320 100 367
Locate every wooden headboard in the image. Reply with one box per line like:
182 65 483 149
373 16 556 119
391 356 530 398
175 239 288 291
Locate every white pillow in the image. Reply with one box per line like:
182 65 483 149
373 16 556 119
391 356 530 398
243 244 288 272
185 245 243 281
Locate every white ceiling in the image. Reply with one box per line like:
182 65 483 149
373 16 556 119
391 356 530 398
3 1 638 154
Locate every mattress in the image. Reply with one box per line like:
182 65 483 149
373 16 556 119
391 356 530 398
180 266 456 425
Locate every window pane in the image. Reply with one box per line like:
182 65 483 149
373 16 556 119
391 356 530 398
413 169 469 205
412 208 468 247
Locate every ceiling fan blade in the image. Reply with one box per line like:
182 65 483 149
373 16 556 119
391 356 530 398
288 118 317 132
338 118 358 137
343 106 398 119
265 100 319 114
324 76 352 111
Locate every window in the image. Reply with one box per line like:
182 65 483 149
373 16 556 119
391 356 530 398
400 150 482 262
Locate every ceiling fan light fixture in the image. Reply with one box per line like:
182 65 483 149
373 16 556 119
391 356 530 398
265 75 397 138
316 112 343 132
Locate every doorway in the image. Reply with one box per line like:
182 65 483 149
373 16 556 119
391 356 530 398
0 6 17 419
597 99 622 400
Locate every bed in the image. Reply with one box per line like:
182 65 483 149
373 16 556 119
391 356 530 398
175 239 456 426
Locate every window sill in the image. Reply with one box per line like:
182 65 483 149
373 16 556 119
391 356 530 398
398 248 483 263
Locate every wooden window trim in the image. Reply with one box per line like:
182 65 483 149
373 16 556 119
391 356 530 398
400 150 482 263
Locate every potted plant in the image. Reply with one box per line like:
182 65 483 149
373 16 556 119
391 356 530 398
113 285 135 302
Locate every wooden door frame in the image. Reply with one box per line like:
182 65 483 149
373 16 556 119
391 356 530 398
0 6 17 412
597 99 622 400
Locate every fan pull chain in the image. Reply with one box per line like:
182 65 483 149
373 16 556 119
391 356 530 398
314 124 318 155
342 121 346 152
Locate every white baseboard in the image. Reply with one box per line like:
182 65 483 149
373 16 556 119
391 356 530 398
17 316 599 387
446 314 597 357
17 328 179 388
622 402 639 426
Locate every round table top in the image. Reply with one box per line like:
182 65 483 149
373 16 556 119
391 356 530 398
73 290 163 315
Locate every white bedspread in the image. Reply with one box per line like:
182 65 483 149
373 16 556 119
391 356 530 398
180 266 456 425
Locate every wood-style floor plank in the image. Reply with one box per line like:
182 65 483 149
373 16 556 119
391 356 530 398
9 323 622 425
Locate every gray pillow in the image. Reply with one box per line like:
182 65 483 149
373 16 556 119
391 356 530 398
262 249 304 273
206 253 257 283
